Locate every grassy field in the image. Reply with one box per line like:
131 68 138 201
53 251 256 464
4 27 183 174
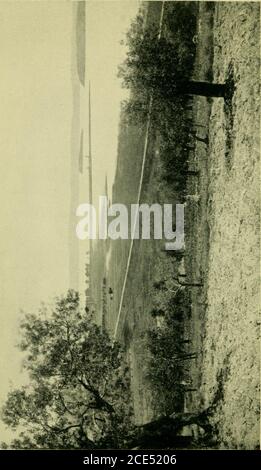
104 1 260 449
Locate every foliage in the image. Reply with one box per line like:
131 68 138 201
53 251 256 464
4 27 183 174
118 6 196 99
143 254 193 415
146 307 186 415
1 290 133 449
118 3 198 195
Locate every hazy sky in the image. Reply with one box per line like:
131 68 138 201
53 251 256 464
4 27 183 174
0 1 73 441
85 0 140 206
0 0 139 443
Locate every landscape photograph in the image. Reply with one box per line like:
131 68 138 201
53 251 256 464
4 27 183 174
0 0 260 451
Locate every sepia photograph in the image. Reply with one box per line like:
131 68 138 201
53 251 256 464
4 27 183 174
0 0 260 453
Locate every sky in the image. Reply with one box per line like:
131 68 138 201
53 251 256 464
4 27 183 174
84 0 140 206
0 0 139 443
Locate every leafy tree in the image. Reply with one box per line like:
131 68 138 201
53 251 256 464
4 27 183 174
119 20 229 100
1 289 216 449
1 290 133 449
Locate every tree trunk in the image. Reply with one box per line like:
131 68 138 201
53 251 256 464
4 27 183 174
175 353 197 361
182 170 199 176
127 410 211 449
186 119 205 128
179 281 203 287
178 80 226 98
183 145 195 151
190 133 209 145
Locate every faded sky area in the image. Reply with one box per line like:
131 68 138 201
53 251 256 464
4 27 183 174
0 1 73 442
0 1 139 443
85 0 140 206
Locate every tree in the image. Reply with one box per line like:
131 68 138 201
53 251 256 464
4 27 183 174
1 290 133 449
119 16 233 101
127 410 213 449
1 290 214 449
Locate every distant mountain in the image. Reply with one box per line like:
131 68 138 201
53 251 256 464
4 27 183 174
76 1 86 87
69 1 86 290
